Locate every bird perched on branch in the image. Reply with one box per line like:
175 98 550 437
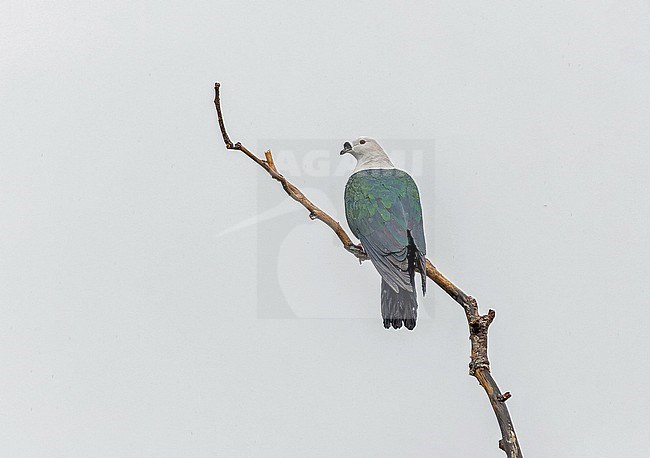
341 137 427 330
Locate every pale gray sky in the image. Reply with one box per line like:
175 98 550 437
1 1 649 456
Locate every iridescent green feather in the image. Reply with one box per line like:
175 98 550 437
344 169 424 254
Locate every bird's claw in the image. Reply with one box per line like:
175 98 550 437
348 243 368 263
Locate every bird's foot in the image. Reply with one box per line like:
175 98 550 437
348 243 367 262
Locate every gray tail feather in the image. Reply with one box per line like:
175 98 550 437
381 279 418 330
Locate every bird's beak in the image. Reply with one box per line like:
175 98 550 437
340 141 352 155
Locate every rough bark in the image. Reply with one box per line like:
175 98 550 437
213 82 523 457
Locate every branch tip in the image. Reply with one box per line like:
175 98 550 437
498 392 512 402
487 309 496 324
264 150 277 171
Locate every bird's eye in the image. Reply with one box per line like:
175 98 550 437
360 139 366 145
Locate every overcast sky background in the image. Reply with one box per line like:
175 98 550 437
1 1 649 456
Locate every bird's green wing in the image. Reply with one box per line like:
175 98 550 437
344 169 426 292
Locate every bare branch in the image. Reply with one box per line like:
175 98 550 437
213 82 522 457
214 83 367 261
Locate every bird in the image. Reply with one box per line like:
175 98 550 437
341 137 427 330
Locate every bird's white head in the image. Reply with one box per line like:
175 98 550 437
340 136 395 172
